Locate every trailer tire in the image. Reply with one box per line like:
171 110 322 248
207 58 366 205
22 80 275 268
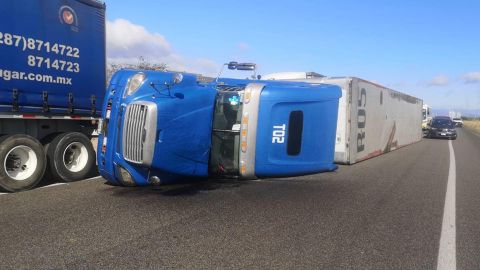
45 132 96 182
0 135 46 192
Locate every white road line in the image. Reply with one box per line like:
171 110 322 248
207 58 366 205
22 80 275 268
437 140 456 270
39 183 68 189
0 193 7 196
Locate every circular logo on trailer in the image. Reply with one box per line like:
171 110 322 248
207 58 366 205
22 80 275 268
59 6 79 30
62 10 74 24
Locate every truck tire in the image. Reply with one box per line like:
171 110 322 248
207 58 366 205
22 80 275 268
0 134 46 192
45 132 96 182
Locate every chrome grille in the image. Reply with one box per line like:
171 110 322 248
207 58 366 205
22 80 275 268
122 102 157 166
123 104 148 163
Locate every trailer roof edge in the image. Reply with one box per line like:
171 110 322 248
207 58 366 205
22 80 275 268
75 0 105 9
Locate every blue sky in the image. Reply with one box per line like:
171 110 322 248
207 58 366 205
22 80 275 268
105 0 480 114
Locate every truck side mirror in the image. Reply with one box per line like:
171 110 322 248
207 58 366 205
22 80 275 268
173 73 183 84
226 61 256 71
216 61 258 83
236 63 256 71
227 62 238 70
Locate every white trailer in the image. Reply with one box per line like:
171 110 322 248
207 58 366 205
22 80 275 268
448 111 461 119
262 72 423 164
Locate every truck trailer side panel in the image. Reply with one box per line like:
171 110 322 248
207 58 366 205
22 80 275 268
0 0 105 192
347 78 422 164
0 0 106 115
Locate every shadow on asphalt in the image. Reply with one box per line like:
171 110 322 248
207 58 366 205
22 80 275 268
36 165 100 188
422 133 458 141
423 137 456 141
106 178 249 197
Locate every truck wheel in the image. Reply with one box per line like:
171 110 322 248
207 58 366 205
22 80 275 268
0 135 46 192
45 132 96 182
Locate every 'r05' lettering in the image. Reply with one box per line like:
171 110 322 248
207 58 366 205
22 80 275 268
357 88 367 152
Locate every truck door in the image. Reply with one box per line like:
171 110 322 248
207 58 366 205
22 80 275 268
209 91 243 176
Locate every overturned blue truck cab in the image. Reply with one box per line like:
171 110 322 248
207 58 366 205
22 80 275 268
97 70 341 186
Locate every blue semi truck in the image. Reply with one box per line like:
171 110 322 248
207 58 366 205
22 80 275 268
97 70 341 186
0 0 105 191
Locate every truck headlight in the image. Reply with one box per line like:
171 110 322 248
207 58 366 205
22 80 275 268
124 73 146 97
117 165 136 186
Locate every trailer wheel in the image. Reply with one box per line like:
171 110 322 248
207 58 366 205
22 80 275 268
45 132 96 182
0 135 46 192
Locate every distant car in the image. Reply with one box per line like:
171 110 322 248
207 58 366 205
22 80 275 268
452 118 463 127
426 116 457 140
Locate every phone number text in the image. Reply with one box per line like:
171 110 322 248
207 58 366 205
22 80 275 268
0 32 80 58
27 55 80 73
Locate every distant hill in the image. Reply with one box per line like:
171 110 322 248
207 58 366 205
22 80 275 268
432 108 480 118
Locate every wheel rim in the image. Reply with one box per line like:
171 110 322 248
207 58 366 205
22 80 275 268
4 145 38 181
63 142 89 173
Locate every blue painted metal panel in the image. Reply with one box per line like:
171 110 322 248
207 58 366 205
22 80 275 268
254 82 341 177
0 0 105 115
98 70 217 186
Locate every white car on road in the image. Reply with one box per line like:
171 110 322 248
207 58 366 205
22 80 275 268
452 118 464 127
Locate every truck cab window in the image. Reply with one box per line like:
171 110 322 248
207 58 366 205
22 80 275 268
209 91 243 176
287 110 304 156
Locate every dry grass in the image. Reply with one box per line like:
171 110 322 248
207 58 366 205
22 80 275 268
464 120 480 135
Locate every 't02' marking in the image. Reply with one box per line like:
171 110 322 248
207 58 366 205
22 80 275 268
272 124 286 144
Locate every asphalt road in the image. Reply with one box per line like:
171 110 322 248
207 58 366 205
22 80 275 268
1 128 479 269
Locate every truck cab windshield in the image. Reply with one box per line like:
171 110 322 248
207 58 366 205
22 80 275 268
209 89 244 176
